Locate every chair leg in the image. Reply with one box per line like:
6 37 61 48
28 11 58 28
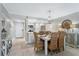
63 46 64 51
57 48 59 53
53 50 57 54
58 48 60 52
59 48 61 52
59 47 64 52
55 49 58 54
50 50 53 55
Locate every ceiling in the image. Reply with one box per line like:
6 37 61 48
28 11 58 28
2 3 79 19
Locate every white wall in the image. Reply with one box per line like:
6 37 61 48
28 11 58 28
47 12 79 32
0 4 23 40
53 12 79 24
27 19 60 32
0 4 11 32
46 23 59 32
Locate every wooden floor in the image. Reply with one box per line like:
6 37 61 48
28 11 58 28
9 38 79 56
9 38 35 56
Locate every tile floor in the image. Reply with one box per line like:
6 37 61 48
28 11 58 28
8 38 79 56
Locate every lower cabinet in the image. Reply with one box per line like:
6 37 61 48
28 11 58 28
27 32 34 44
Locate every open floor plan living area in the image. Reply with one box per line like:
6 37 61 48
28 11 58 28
0 3 79 56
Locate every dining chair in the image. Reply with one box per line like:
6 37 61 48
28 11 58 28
45 31 51 35
33 32 43 52
58 31 65 51
39 31 45 35
48 32 59 54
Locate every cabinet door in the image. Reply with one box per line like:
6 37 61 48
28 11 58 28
40 25 46 31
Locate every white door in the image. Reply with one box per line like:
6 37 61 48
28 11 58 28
15 22 24 38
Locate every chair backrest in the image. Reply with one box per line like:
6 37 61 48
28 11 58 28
39 31 51 35
50 32 59 49
51 32 59 39
58 31 65 48
33 32 38 43
45 31 51 35
34 32 41 43
39 31 45 35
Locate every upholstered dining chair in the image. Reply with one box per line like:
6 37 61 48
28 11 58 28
48 32 59 54
33 32 43 52
39 31 45 35
58 31 65 51
45 31 51 35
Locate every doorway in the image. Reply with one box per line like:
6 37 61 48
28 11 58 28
15 22 24 38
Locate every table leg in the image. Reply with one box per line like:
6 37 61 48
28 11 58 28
45 40 48 56
64 36 66 49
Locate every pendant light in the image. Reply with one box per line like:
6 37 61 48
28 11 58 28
48 10 52 24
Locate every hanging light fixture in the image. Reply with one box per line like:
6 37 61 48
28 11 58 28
48 10 52 24
48 10 51 20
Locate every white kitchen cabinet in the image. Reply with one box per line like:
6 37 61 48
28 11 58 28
27 32 34 44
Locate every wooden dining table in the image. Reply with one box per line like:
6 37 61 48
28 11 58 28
38 35 51 56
